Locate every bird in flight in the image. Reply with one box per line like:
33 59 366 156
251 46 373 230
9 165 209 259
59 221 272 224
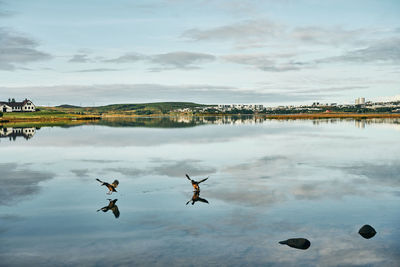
97 199 120 218
186 190 209 205
185 174 208 191
96 178 119 194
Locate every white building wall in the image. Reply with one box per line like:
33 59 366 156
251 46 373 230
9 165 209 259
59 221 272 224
0 104 12 112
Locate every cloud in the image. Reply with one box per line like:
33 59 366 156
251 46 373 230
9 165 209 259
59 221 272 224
103 52 145 63
0 27 52 70
291 26 368 46
73 68 123 72
149 51 216 71
92 51 215 71
222 54 301 72
68 54 91 63
0 83 340 106
181 18 374 49
318 38 400 64
182 19 283 43
0 163 55 205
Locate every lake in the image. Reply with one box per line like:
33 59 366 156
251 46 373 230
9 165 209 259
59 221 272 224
1 117 399 266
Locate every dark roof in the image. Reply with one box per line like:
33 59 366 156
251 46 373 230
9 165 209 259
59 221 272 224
0 99 33 107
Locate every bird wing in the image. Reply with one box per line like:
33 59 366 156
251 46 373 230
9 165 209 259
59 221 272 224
198 197 209 204
198 177 209 184
185 174 192 181
112 180 119 188
97 206 108 212
112 206 120 218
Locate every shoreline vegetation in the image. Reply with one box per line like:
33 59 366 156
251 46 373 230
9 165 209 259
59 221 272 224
1 102 400 126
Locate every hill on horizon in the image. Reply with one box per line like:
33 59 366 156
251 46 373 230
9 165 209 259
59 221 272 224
50 102 213 115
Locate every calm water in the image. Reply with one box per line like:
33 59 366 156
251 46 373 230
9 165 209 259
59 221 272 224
1 117 399 266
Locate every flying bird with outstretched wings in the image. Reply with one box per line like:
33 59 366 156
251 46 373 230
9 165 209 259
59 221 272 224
96 178 119 194
185 174 208 191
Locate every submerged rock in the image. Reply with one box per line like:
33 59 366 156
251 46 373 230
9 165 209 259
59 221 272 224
358 225 377 239
279 238 311 250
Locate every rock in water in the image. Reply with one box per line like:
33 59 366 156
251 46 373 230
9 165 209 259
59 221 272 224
358 225 377 239
279 238 311 250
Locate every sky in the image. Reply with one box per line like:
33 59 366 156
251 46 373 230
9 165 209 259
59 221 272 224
0 0 399 106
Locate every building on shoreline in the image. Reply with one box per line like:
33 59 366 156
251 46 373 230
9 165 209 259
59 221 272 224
217 104 264 111
0 99 36 112
355 97 366 105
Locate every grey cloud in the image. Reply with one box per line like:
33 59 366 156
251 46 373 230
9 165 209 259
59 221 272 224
91 51 215 71
80 159 122 163
295 86 369 94
222 54 301 72
182 19 283 43
0 163 55 205
0 83 336 106
73 68 123 72
181 19 374 49
149 51 215 70
68 54 91 63
292 26 368 46
103 52 145 63
318 38 400 64
0 27 52 70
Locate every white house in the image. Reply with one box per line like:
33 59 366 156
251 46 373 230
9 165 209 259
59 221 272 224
0 103 12 112
0 99 36 112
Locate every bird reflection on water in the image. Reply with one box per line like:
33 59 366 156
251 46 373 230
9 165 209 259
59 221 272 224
279 238 311 250
97 199 120 218
186 190 209 205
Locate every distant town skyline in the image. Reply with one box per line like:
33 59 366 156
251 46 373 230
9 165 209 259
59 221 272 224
0 0 399 106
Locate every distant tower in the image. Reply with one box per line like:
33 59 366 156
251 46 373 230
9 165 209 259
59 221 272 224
355 97 366 105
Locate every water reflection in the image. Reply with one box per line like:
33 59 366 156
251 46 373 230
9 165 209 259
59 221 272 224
1 117 399 135
279 238 311 250
1 117 399 266
0 127 37 141
359 225 377 239
97 199 120 218
186 190 209 205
